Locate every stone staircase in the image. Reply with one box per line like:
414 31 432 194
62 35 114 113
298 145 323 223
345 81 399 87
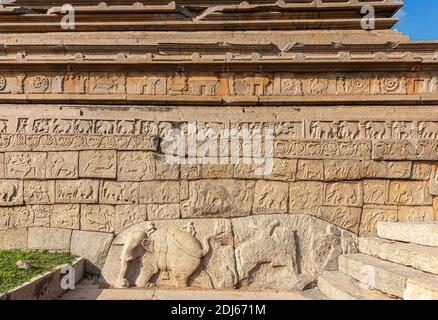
318 222 438 300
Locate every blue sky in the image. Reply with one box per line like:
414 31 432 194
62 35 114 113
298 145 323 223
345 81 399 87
394 0 438 40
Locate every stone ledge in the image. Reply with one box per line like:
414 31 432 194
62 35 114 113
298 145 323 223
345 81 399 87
3 257 84 300
359 237 438 275
318 271 394 300
339 253 438 300
377 222 438 247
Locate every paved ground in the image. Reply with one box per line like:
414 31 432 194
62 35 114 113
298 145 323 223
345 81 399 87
59 280 326 300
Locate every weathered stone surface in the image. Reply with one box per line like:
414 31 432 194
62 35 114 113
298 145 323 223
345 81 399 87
56 180 99 204
140 181 180 204
0 153 4 178
388 181 432 205
317 206 361 233
233 214 357 290
27 227 71 251
274 140 372 160
202 163 233 179
0 180 23 206
265 158 296 181
0 228 27 249
359 206 397 236
70 230 114 274
363 180 388 205
324 182 362 207
361 161 411 179
101 218 237 289
81 205 115 233
359 237 438 275
23 180 55 204
397 206 434 222
318 271 394 300
6 258 84 300
253 181 288 214
289 181 323 215
339 253 438 300
147 203 180 220
324 160 361 181
114 205 147 234
118 151 155 181
79 150 117 178
377 222 438 247
1 0 438 296
100 181 139 205
46 152 78 179
50 204 80 229
181 180 254 218
297 160 323 180
411 162 431 180
5 152 47 179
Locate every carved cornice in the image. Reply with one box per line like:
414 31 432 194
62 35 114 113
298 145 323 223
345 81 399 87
0 0 403 32
1 41 438 72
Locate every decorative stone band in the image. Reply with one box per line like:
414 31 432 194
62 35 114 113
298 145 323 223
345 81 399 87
0 134 157 152
0 72 437 105
0 134 438 161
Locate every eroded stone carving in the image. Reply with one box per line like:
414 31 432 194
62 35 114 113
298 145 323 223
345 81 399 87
114 222 210 288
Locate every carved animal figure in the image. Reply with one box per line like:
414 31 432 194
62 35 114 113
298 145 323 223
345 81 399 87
96 121 114 134
235 220 298 285
298 161 321 180
102 182 136 202
74 120 93 134
59 184 93 200
117 121 136 135
338 122 360 140
53 119 73 134
310 121 336 139
116 223 210 288
326 184 357 206
8 153 34 177
83 152 114 173
418 122 438 139
365 122 386 139
0 182 17 202
50 154 76 177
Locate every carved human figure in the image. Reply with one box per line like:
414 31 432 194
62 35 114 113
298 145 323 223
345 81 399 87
116 222 210 288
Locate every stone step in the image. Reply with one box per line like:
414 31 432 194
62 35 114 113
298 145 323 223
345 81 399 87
377 222 438 247
59 287 327 300
318 271 394 300
359 237 438 275
339 254 438 300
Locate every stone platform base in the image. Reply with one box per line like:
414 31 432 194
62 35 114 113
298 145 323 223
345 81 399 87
59 281 326 300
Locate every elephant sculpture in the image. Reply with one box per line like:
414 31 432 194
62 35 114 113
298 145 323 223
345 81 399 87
0 182 17 202
116 222 211 289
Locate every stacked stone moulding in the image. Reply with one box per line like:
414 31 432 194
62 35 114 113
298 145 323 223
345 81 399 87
0 0 438 294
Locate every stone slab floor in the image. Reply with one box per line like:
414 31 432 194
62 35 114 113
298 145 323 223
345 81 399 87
59 280 325 300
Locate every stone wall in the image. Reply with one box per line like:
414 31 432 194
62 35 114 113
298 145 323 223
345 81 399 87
1 104 438 290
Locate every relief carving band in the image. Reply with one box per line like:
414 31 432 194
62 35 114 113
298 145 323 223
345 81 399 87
0 72 437 99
